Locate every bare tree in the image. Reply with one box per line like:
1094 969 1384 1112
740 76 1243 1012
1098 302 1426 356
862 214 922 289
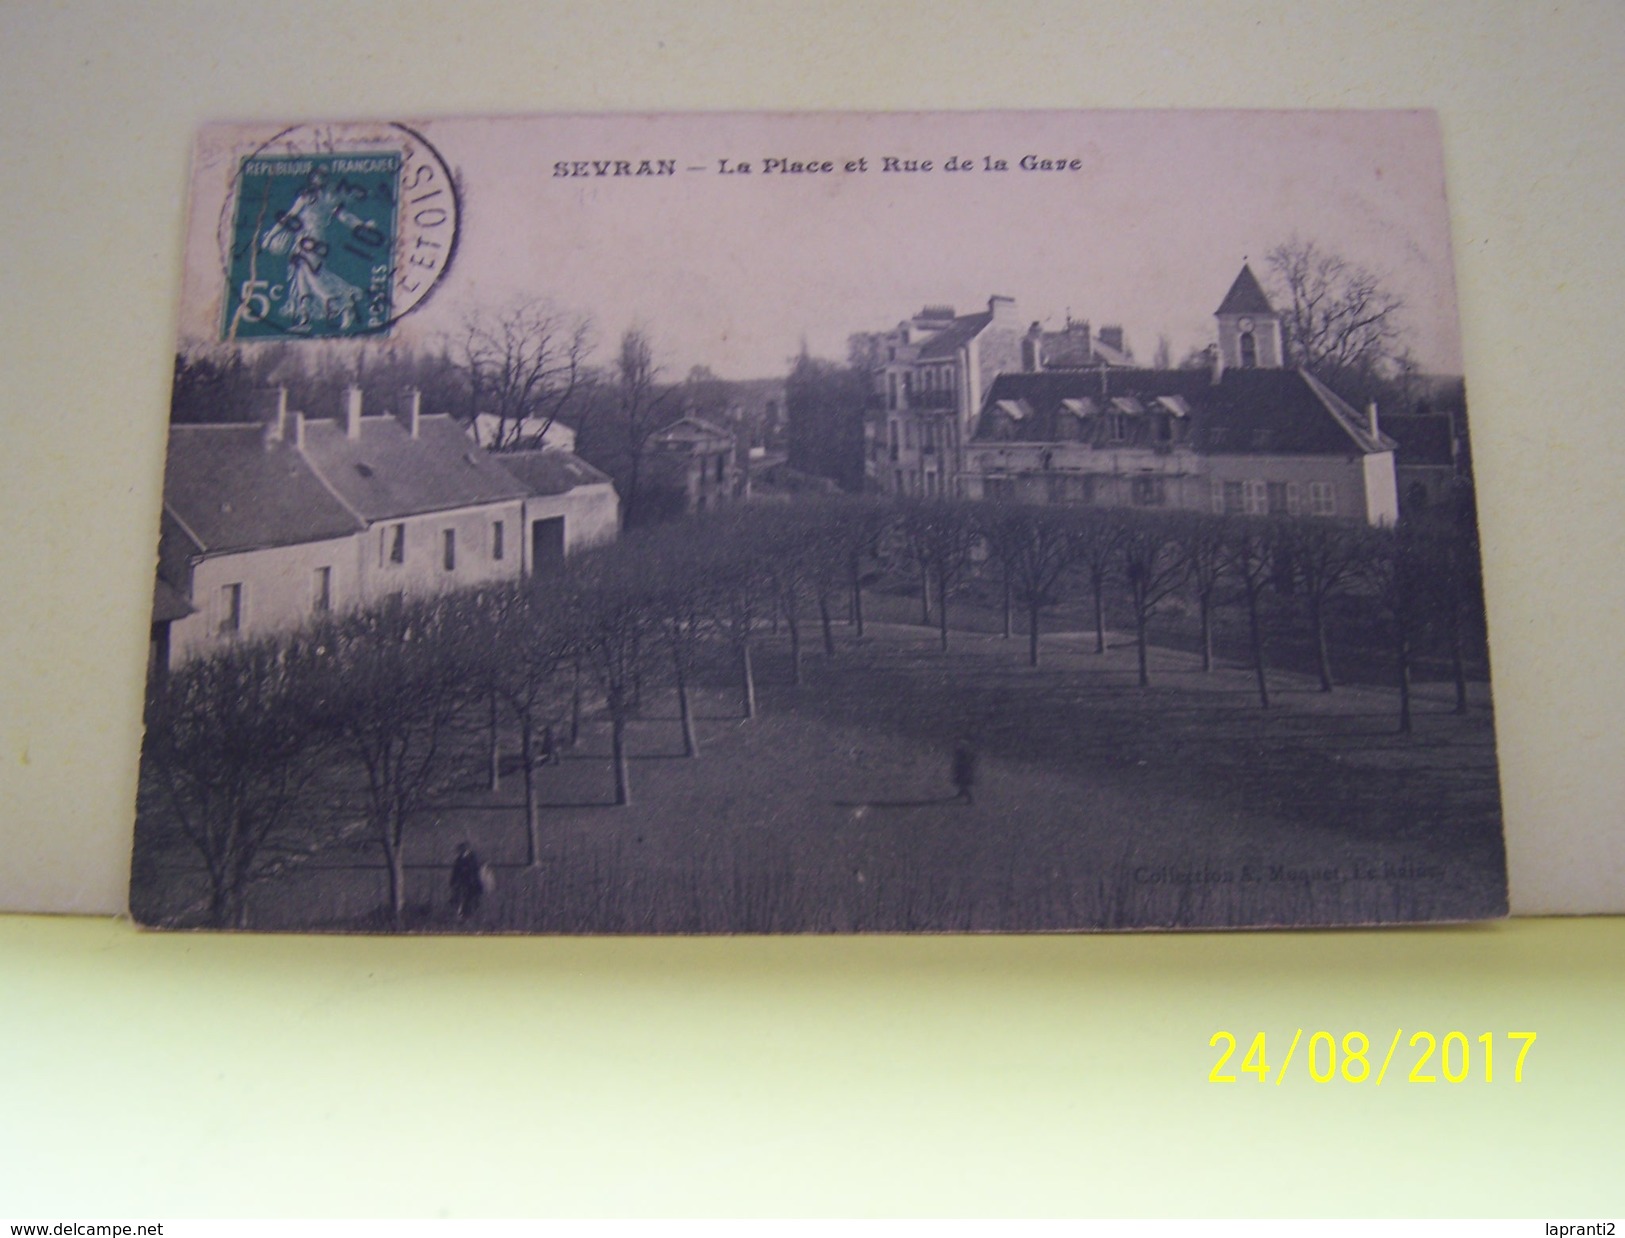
900 499 980 652
636 535 716 756
1222 518 1279 709
565 554 656 805
1277 519 1364 692
1119 514 1188 688
1265 237 1407 403
1359 524 1430 734
1179 514 1231 673
452 297 593 450
477 583 574 863
1074 510 1128 655
989 505 1086 668
136 637 324 927
312 595 476 927
609 327 680 528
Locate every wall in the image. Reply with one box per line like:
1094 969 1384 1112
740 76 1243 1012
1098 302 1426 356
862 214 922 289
358 500 527 604
523 484 621 566
167 534 363 665
1202 453 1378 523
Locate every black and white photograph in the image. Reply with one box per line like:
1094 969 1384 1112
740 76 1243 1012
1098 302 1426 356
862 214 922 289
131 110 1508 933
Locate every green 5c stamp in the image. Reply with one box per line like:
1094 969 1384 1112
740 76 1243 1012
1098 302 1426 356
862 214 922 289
219 122 458 340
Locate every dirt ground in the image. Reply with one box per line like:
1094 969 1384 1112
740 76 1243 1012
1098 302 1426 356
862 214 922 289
187 612 1506 934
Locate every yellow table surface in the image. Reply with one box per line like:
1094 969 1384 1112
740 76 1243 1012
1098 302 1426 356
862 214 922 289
3 914 1620 1217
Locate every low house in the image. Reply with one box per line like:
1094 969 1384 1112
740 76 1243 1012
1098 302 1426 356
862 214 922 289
297 388 529 604
156 420 370 665
642 416 746 515
491 449 621 571
151 386 619 669
1379 411 1462 516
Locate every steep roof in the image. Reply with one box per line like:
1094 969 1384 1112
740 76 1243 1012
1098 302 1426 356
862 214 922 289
649 416 734 445
916 311 993 359
495 449 614 496
1215 264 1276 316
164 424 365 554
300 414 528 520
974 367 1392 457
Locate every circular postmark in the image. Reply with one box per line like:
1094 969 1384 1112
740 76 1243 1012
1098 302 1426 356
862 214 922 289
217 121 459 341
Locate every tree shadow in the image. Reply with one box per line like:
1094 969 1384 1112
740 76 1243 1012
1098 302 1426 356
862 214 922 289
833 794 964 809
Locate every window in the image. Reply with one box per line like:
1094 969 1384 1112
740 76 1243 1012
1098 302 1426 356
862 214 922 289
715 454 726 483
1131 476 1167 507
1222 481 1245 514
1266 482 1304 516
1106 414 1127 443
904 422 916 450
492 521 505 561
443 528 456 571
1243 480 1268 515
218 583 243 635
888 373 898 410
1240 330 1257 368
1047 474 1093 505
312 566 332 613
385 523 405 565
1309 481 1336 517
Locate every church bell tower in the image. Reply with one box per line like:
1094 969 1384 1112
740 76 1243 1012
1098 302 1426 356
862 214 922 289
1214 263 1283 371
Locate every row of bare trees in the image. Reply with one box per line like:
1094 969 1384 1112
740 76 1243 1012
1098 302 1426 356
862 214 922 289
137 493 1483 929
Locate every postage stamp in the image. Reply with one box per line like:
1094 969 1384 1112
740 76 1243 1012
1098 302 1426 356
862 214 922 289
217 122 457 340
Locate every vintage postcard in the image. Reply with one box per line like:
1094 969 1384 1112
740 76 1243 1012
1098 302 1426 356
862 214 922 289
132 111 1507 932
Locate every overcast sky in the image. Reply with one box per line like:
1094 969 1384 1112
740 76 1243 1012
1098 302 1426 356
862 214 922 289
181 110 1463 381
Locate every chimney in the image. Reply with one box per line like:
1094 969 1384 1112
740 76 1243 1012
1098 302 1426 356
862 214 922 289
407 387 422 438
263 386 288 447
1022 322 1044 372
1367 400 1380 441
292 411 306 450
345 385 363 440
987 294 1018 325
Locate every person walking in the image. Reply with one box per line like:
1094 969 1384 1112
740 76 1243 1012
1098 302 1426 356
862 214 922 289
450 842 487 922
951 738 978 805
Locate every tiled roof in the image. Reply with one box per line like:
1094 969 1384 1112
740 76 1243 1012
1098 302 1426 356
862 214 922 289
164 424 365 554
916 312 993 359
494 449 614 497
974 367 1392 457
1215 264 1276 316
300 414 528 520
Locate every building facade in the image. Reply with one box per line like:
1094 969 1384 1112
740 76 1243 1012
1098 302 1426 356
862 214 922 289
963 267 1400 526
859 296 1142 498
154 386 620 669
642 416 747 515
